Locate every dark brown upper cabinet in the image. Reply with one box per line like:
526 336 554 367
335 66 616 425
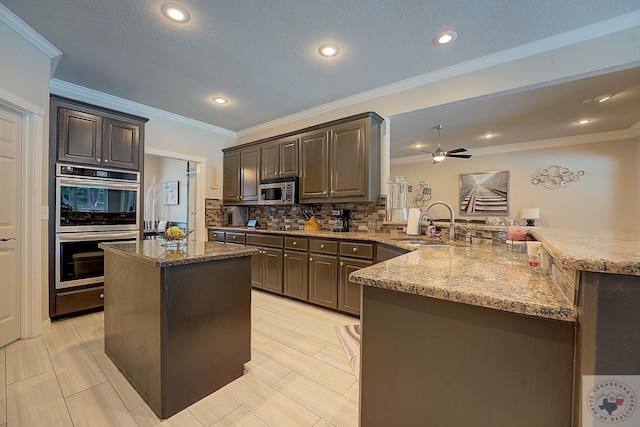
300 129 330 200
261 137 299 180
223 146 259 204
53 97 146 171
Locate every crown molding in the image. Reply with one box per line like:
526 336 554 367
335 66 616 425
0 3 62 76
238 10 640 140
50 79 237 137
390 125 639 165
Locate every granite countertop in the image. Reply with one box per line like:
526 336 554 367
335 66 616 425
100 239 258 267
210 226 576 321
531 228 640 276
349 244 576 322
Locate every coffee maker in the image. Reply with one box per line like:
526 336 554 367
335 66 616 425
331 209 350 232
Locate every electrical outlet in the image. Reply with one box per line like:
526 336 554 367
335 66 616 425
407 185 413 192
423 187 431 195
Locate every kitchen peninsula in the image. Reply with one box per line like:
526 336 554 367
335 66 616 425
99 239 257 419
349 227 640 427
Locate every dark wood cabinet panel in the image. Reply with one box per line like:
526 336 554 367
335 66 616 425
284 250 308 300
55 286 104 316
57 107 103 166
262 248 283 293
261 137 300 181
223 151 241 202
300 130 329 200
250 251 263 289
260 142 280 180
279 139 299 177
240 147 259 203
330 119 366 198
102 118 140 170
308 253 337 308
339 257 372 316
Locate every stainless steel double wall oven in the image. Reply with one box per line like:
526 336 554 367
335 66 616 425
54 164 139 293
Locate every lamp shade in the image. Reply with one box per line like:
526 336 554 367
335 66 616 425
520 208 540 220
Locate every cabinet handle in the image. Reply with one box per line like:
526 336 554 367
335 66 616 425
293 241 297 246
284 254 288 258
104 159 108 162
340 262 344 266
99 293 104 299
322 191 327 195
96 158 101 162
352 247 357 253
239 196 243 200
320 244 325 249
309 257 313 262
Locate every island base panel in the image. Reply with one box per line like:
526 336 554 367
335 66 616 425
104 252 251 419
360 286 575 427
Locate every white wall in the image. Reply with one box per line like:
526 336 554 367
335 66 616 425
144 155 188 224
0 20 54 325
391 138 640 233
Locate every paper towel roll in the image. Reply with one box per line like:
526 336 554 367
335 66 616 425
406 208 421 235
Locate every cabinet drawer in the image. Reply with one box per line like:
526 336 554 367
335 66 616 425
209 230 225 242
285 237 308 251
247 234 283 248
56 286 104 316
340 241 374 259
309 239 338 254
225 232 246 245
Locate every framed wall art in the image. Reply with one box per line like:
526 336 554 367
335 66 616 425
162 181 179 205
459 170 509 215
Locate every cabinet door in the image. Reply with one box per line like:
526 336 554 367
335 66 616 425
300 130 329 200
283 250 308 300
339 257 372 316
279 138 299 177
57 107 102 166
223 150 241 203
102 118 140 170
330 119 366 198
250 250 263 288
260 142 280 180
241 147 259 203
262 248 283 294
308 253 337 308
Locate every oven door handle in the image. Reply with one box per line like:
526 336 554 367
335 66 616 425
56 232 138 241
57 177 140 190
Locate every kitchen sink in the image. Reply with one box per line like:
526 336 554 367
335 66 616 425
395 239 451 247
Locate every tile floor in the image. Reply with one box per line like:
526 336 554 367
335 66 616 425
1 290 360 426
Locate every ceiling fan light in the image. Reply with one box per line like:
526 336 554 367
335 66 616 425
432 148 446 162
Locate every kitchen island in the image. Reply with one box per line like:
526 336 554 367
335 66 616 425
99 239 258 419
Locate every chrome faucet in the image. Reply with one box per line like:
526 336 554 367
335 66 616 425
424 201 456 241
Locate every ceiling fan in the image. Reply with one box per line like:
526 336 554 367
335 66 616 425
421 125 472 164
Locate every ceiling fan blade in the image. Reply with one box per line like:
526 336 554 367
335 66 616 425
446 148 468 154
446 154 472 159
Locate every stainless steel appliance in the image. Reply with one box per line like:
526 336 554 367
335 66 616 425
55 230 137 290
224 206 249 226
258 177 298 205
55 164 140 232
331 209 350 232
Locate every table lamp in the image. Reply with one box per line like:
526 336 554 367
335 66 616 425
521 208 540 226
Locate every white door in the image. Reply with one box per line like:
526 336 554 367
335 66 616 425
0 106 21 347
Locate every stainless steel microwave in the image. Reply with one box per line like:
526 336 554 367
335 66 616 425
258 177 298 205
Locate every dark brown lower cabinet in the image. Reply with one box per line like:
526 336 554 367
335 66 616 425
251 248 283 293
338 257 372 316
283 249 308 300
308 253 337 308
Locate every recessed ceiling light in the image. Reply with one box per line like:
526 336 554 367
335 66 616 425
415 143 424 148
318 43 340 57
595 94 612 103
482 133 495 139
161 3 190 23
433 31 457 45
212 97 228 105
577 119 590 125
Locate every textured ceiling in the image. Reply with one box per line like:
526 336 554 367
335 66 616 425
3 0 640 134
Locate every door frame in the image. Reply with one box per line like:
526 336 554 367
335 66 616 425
0 87 45 339
145 148 206 242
